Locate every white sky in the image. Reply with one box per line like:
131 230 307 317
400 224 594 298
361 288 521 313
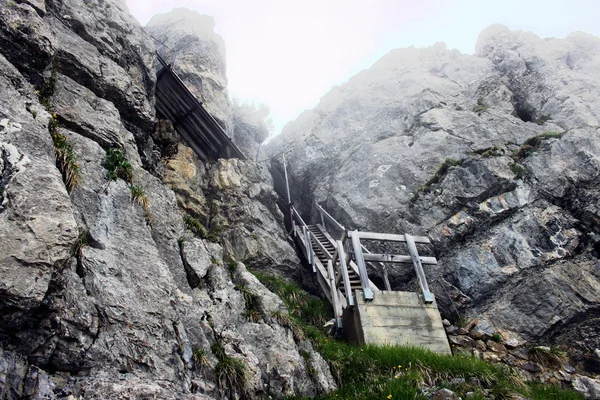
125 0 600 135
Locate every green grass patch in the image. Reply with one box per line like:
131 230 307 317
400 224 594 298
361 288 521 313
528 346 566 369
472 146 504 158
472 98 489 113
211 340 248 398
254 272 581 400
533 114 552 125
251 270 330 327
511 132 564 161
525 383 584 400
182 214 225 243
105 148 133 183
413 158 464 200
183 214 207 238
192 347 210 370
509 162 528 179
236 284 263 322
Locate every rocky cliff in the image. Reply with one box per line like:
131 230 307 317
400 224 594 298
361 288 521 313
0 2 332 399
267 25 600 368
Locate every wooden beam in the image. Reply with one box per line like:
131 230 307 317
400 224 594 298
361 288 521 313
308 231 333 260
362 253 438 265
349 231 431 244
350 231 374 301
337 240 354 306
315 203 345 232
406 234 434 304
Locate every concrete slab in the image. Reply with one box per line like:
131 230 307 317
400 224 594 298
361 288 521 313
349 291 451 354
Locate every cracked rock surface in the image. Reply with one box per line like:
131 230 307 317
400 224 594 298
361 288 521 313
267 24 600 363
0 3 334 399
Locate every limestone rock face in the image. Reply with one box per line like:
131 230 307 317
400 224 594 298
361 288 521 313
267 25 600 357
0 3 334 399
146 8 232 134
232 102 271 159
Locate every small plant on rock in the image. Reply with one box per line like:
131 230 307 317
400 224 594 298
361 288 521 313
473 146 504 158
130 184 149 213
237 284 263 322
511 131 564 161
50 115 81 192
472 98 489 113
270 310 305 341
533 114 552 125
105 148 133 183
215 355 248 397
413 158 464 199
211 339 248 398
528 346 566 369
509 162 528 179
192 347 210 371
183 214 208 238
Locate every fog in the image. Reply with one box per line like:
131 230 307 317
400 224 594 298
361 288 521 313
126 0 600 135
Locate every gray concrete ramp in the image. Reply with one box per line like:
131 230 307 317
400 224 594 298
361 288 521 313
345 291 451 354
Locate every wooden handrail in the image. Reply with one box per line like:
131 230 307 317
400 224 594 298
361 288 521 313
291 206 307 228
315 203 345 233
337 240 354 306
406 234 434 303
350 230 374 301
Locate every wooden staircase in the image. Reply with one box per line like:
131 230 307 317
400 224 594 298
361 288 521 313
289 203 451 354
307 225 362 297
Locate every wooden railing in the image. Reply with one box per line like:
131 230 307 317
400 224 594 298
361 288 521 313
289 203 438 330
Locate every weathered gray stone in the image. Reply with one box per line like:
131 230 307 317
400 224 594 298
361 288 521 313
573 376 600 399
0 4 335 399
146 8 232 134
432 388 459 400
522 362 543 373
0 55 78 311
267 24 600 352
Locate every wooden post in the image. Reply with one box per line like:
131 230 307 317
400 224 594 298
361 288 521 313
282 153 293 235
382 265 391 291
350 231 374 301
327 260 343 328
337 240 354 306
320 210 326 231
405 234 434 303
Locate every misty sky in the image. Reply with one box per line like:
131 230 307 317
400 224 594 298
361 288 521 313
125 0 599 135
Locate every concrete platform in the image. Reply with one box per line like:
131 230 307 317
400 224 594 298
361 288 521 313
344 291 451 354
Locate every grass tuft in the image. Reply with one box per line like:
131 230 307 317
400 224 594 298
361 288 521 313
413 158 464 199
511 132 564 161
472 98 489 113
251 270 330 327
130 184 149 213
509 162 528 179
215 355 248 398
237 284 263 322
533 114 552 125
192 347 210 370
211 339 248 398
528 346 566 369
270 310 305 341
105 148 133 183
50 116 81 192
473 146 504 158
